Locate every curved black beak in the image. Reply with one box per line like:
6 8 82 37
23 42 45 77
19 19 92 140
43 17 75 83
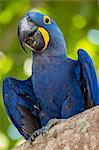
18 15 38 53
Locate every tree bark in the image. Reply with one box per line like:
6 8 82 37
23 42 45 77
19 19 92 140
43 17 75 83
14 106 99 150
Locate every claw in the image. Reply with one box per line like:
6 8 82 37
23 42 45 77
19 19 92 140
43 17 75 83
29 127 48 143
28 118 65 143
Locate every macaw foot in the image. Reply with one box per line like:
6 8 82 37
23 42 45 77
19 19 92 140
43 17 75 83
28 127 48 143
29 118 65 143
46 118 65 130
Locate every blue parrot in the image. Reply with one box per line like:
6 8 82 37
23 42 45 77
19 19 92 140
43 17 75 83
2 11 99 141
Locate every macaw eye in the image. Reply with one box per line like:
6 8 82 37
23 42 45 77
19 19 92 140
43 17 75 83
43 16 51 24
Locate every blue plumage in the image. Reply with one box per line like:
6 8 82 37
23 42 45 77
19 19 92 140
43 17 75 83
2 11 99 140
3 77 41 139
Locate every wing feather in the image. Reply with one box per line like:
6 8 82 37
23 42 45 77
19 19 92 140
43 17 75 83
77 49 99 107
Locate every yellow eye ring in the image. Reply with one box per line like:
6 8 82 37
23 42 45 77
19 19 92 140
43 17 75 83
43 15 51 24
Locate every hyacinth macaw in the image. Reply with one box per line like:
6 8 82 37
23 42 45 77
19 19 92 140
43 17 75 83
2 11 99 141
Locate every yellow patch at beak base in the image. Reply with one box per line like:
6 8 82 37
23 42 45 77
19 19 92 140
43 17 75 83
38 27 50 50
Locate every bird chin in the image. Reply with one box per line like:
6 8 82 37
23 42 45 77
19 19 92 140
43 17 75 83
25 30 45 53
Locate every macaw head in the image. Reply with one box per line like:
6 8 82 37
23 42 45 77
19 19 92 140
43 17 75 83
18 11 66 56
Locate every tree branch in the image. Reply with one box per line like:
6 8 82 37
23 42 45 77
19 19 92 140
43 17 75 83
14 106 99 150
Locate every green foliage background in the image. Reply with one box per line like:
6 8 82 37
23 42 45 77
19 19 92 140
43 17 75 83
0 0 99 150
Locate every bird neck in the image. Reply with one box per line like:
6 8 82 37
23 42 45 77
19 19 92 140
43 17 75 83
33 46 66 58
